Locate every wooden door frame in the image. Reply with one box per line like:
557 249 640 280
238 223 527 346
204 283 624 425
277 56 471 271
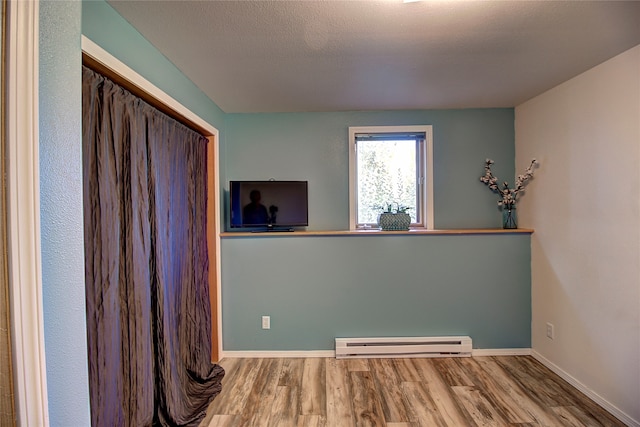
0 1 17 425
81 36 223 361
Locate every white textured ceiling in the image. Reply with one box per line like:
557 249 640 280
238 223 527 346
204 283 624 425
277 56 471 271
108 0 640 113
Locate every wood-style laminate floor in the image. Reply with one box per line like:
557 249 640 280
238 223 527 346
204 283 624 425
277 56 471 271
200 356 625 427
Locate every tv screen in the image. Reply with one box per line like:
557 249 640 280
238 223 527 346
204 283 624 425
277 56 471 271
229 181 308 229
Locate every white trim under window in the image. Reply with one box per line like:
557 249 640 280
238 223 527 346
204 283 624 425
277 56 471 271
349 125 433 230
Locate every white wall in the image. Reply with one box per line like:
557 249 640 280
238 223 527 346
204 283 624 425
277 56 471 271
516 44 640 425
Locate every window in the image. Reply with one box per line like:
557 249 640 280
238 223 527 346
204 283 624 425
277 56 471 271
349 126 433 230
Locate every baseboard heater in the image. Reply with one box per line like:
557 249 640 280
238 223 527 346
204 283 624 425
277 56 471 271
335 336 472 359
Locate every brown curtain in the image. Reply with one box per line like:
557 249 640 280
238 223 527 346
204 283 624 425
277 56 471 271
82 66 224 427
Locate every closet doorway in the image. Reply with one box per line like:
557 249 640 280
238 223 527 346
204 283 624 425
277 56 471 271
82 38 221 364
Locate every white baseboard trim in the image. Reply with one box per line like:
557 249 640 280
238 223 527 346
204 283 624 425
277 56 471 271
532 350 639 427
472 348 532 357
220 348 532 359
221 350 336 359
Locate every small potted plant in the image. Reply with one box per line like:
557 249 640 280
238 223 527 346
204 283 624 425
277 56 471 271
376 203 412 231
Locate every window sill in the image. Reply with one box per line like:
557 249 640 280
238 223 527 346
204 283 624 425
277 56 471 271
220 228 534 238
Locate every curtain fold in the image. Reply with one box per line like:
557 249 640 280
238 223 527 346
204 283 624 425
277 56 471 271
82 66 224 427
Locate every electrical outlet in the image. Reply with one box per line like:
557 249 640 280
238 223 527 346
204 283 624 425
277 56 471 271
546 322 554 340
262 316 271 330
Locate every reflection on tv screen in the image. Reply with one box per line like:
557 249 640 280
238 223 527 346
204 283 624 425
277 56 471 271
230 181 308 229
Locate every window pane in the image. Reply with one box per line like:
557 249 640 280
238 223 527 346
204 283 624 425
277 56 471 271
356 139 417 224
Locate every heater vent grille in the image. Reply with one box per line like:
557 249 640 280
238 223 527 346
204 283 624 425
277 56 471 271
335 336 472 359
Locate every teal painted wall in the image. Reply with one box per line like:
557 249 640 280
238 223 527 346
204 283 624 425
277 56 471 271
221 109 531 350
224 109 515 230
40 1 91 425
81 0 226 132
222 234 530 350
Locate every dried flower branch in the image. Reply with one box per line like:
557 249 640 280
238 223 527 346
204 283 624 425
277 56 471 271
480 158 537 210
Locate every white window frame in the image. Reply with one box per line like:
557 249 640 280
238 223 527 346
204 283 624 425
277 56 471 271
349 125 434 231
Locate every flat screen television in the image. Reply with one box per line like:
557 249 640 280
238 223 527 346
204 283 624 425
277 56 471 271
229 181 308 230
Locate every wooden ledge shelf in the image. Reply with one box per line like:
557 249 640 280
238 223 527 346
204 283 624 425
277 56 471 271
220 228 534 238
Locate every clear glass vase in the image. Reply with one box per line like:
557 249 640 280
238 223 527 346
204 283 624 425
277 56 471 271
502 207 517 229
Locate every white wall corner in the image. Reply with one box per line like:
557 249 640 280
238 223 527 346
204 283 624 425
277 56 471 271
532 351 639 427
517 44 640 426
